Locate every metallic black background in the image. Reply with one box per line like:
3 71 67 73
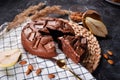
0 0 120 80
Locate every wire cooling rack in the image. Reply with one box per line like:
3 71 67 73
0 21 96 80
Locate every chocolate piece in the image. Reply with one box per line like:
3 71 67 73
33 37 41 49
40 36 53 45
24 27 32 37
28 32 36 41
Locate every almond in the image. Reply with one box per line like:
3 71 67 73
26 69 31 75
107 59 114 65
107 50 113 56
48 74 55 79
28 64 33 71
19 60 27 65
36 68 42 76
103 54 108 59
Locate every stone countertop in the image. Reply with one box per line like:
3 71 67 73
0 0 120 80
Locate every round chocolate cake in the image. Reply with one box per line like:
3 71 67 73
21 17 88 63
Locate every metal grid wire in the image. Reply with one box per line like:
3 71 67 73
0 22 96 80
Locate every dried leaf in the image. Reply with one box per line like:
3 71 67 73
85 17 108 37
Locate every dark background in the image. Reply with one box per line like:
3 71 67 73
0 0 120 80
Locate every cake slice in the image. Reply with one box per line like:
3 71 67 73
58 35 88 63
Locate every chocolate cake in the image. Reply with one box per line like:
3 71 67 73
21 17 88 63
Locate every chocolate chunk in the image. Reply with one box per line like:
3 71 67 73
24 28 32 37
34 25 44 29
33 38 40 49
40 36 53 45
28 32 36 41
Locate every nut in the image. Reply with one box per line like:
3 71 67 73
26 64 34 75
36 68 42 76
28 64 34 71
19 60 27 65
69 12 83 22
26 69 31 75
107 50 113 56
103 54 108 59
107 59 114 65
48 74 55 79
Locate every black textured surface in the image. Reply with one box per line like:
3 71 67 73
0 0 120 80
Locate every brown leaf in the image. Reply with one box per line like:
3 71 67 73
85 17 108 37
